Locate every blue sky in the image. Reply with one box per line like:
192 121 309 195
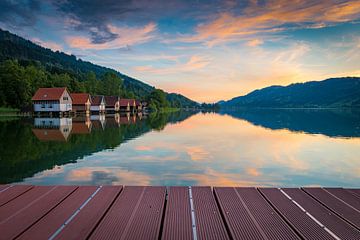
1 0 359 102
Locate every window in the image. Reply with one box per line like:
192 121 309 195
41 103 45 108
63 96 68 101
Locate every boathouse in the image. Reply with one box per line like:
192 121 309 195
104 96 120 112
119 99 136 112
90 95 106 113
135 100 142 112
70 93 91 114
32 87 72 113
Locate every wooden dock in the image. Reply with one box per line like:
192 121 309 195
0 185 359 240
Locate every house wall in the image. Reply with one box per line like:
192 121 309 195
59 90 72 111
34 101 61 112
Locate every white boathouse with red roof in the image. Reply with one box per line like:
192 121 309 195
32 87 72 113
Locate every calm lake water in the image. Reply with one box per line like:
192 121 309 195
0 109 359 187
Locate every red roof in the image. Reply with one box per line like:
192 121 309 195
70 93 91 105
104 96 119 106
32 87 68 101
119 99 135 107
32 128 68 141
91 96 104 106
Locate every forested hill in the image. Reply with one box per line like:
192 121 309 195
220 77 360 108
0 29 197 108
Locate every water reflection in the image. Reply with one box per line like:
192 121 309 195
221 108 360 138
0 109 359 187
0 111 195 183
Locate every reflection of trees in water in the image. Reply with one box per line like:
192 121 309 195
0 111 197 183
221 108 360 138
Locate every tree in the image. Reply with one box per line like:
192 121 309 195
147 89 169 110
101 72 123 96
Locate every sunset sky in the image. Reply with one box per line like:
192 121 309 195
1 0 360 102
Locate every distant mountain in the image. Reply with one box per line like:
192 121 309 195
221 77 360 108
0 29 198 107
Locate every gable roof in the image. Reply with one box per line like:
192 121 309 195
32 87 68 101
104 96 119 106
91 95 105 106
119 99 135 106
70 93 91 105
32 128 69 141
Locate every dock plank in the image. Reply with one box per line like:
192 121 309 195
347 189 360 199
18 186 98 240
0 186 76 240
90 186 166 240
161 187 193 240
259 188 333 240
303 188 360 229
192 186 229 240
284 188 360 240
0 185 33 207
238 187 300 240
215 187 266 239
55 186 122 240
324 188 360 211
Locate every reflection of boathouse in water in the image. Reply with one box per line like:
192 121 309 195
32 118 72 141
31 114 140 141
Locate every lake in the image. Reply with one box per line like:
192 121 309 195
0 109 359 187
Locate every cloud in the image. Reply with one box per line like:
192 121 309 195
66 22 157 49
31 37 63 51
133 55 210 74
179 0 360 46
0 0 41 28
246 39 264 47
55 0 137 44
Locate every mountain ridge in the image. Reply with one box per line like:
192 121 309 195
220 77 360 108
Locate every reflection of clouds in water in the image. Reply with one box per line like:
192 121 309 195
21 112 360 187
66 167 152 185
179 168 281 187
186 146 210 161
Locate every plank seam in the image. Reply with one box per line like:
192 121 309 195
346 189 360 199
322 188 360 213
188 186 198 240
0 186 59 225
233 187 269 240
255 188 304 240
213 188 235 240
279 188 340 240
48 186 103 240
120 186 146 240
14 186 78 239
301 188 360 232
0 185 34 208
158 187 168 240
0 185 13 193
86 186 124 239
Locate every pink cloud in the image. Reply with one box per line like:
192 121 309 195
133 55 210 74
32 38 63 51
178 0 360 46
